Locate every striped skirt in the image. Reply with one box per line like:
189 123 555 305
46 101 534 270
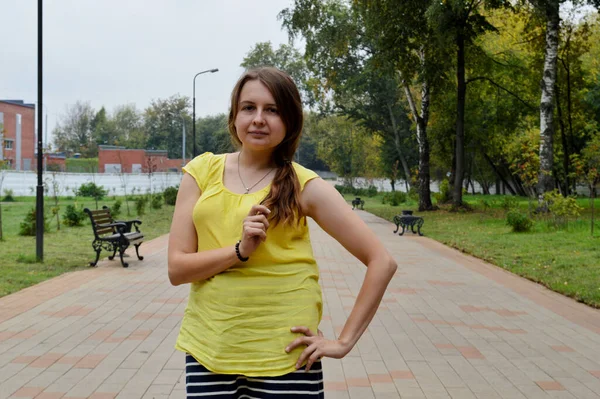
185 354 325 398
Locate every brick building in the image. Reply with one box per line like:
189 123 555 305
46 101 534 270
98 145 183 173
0 100 36 170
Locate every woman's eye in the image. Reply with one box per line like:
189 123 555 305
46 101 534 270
268 108 279 114
242 105 254 111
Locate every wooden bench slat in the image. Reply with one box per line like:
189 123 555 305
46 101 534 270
97 228 114 235
90 209 111 216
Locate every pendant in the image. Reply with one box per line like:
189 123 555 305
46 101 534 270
244 188 250 194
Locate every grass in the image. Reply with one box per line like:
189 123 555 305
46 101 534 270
344 193 600 309
0 195 174 298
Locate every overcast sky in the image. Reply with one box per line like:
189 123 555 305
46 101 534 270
0 0 294 145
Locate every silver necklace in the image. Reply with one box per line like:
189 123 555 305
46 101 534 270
237 152 274 194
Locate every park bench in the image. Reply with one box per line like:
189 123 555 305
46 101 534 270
393 210 424 236
352 197 365 210
84 206 144 268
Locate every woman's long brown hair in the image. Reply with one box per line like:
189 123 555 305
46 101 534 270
228 67 304 227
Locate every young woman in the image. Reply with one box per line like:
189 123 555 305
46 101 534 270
168 67 397 399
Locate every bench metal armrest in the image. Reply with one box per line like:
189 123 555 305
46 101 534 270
114 219 142 232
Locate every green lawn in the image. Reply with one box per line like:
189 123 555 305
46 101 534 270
0 196 174 298
345 193 600 308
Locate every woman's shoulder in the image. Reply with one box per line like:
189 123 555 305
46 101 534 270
182 152 226 190
292 162 320 190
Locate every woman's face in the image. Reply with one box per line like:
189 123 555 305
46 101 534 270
234 80 286 152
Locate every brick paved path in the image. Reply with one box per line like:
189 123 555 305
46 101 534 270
1 211 600 399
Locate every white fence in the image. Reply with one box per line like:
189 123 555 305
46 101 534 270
2 170 589 197
0 171 182 197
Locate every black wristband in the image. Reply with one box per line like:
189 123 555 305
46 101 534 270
235 240 249 262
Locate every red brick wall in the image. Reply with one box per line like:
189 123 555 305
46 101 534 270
98 148 182 173
0 102 35 170
99 149 146 173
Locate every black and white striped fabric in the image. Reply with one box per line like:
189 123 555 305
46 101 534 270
185 354 325 398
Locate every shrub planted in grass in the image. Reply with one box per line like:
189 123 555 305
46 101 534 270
544 190 582 229
135 196 148 216
19 208 50 236
63 205 86 227
163 187 178 205
506 210 533 232
111 199 122 219
77 182 108 199
382 191 407 206
501 196 519 210
3 189 15 202
434 179 452 204
151 194 163 210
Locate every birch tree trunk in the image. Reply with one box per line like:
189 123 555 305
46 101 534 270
400 68 434 211
538 2 560 194
386 104 412 189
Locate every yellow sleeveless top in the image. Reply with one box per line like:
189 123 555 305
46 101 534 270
175 152 323 377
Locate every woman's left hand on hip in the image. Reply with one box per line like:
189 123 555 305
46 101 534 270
285 326 351 371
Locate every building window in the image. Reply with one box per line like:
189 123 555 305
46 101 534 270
4 140 13 150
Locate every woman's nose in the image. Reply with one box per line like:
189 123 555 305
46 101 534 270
252 110 266 125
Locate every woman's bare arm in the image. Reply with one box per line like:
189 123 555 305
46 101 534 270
286 178 398 370
167 173 239 285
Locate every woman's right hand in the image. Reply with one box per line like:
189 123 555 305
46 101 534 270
238 204 271 258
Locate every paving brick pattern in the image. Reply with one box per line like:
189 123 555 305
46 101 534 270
1 211 600 398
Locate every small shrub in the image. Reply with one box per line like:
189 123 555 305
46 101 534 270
163 186 178 205
112 199 122 218
63 204 86 227
434 179 452 204
367 185 378 197
544 190 582 228
408 186 419 202
3 189 15 202
151 194 163 210
383 191 407 206
506 210 533 232
19 207 50 236
501 196 519 210
135 196 148 216
77 182 108 199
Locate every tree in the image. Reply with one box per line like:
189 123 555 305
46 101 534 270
425 0 511 208
53 101 96 156
241 42 315 106
312 115 380 185
355 0 446 210
143 95 189 158
196 114 233 155
113 104 145 148
91 106 115 147
280 0 421 197
518 0 600 195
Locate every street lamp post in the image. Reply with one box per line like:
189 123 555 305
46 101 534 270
36 0 43 261
192 68 218 158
